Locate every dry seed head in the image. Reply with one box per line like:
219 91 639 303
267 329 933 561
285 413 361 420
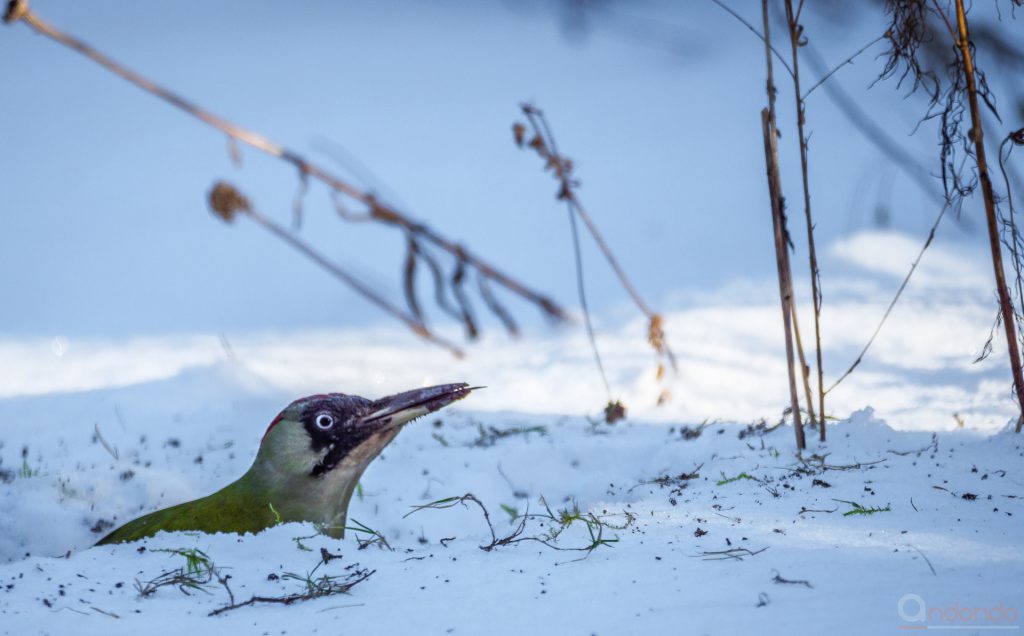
208 181 250 223
604 400 627 424
647 314 666 354
3 0 28 24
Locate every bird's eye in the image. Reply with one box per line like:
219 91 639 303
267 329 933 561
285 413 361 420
314 412 335 430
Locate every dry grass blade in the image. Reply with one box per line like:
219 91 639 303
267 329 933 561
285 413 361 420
404 493 633 560
402 494 498 549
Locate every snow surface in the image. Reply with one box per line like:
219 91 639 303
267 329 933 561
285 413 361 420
1 359 1022 635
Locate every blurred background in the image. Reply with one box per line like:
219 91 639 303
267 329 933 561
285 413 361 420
1 0 1022 429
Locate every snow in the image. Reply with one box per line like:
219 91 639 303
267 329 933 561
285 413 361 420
1 358 1022 634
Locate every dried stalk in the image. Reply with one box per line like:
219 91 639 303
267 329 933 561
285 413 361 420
515 104 677 413
208 182 464 357
783 0 825 440
3 0 568 332
763 114 805 450
761 0 805 450
789 304 817 426
948 0 1024 432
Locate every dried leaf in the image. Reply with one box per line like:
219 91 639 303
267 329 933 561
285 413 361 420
477 271 519 337
403 235 423 321
512 122 526 147
451 256 479 340
416 244 462 323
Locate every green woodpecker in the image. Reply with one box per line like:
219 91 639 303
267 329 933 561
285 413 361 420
96 383 474 545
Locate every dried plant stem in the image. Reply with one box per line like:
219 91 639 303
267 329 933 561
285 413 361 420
3 0 567 326
789 304 817 426
951 0 1024 432
209 182 464 357
709 0 793 79
783 0 825 441
763 110 805 451
567 199 612 400
761 0 805 450
800 34 887 101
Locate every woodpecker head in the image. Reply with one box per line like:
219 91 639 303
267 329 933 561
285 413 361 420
255 383 474 481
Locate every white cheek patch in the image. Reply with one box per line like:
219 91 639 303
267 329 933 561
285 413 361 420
309 441 337 471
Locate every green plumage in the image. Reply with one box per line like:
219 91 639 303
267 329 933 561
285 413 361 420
96 476 277 545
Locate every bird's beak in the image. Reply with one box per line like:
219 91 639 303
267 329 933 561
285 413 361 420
361 383 477 429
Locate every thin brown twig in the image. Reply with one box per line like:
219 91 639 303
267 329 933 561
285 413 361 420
709 0 794 79
3 0 568 328
825 203 948 394
783 0 825 440
761 0 805 450
208 181 464 357
801 33 888 101
208 568 375 617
